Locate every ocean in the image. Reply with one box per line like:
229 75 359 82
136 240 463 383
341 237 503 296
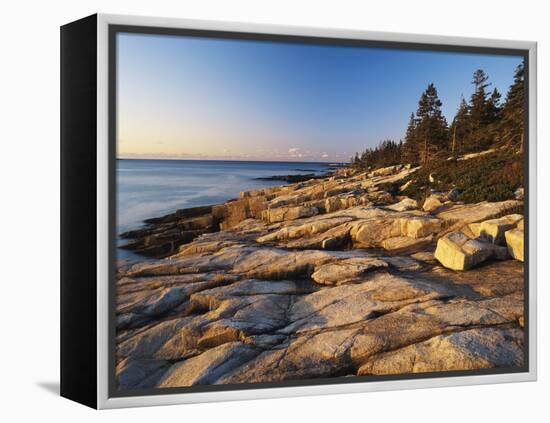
117 158 332 235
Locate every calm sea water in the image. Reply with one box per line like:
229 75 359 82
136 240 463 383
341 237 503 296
117 159 332 234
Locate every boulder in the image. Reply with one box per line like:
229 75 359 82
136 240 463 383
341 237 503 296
401 216 442 238
478 214 523 245
350 215 441 248
505 228 524 262
219 199 250 229
434 231 508 271
447 188 463 201
423 196 443 212
517 219 524 230
351 219 401 247
465 222 481 238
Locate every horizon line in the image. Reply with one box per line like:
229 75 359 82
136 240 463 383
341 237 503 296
116 156 347 164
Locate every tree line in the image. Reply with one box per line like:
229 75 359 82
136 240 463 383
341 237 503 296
352 63 525 170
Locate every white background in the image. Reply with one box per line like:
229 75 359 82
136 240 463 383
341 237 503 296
1 0 547 421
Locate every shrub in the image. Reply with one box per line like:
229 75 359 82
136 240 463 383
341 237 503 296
400 148 523 204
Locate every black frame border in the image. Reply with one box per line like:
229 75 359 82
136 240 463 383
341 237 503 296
107 23 530 399
60 13 98 409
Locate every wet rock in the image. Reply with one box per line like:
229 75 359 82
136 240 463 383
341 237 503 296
143 205 214 225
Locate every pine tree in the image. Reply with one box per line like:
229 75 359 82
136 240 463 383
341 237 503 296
449 97 470 156
486 88 502 122
415 83 449 165
467 69 491 151
351 140 403 170
401 112 418 165
501 62 525 152
483 88 503 146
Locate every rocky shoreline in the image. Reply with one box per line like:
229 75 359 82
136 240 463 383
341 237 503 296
116 164 525 391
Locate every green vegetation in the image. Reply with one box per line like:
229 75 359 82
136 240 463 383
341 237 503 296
399 148 523 204
351 63 525 170
351 139 403 170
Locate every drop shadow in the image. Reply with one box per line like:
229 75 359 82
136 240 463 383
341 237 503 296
36 381 60 396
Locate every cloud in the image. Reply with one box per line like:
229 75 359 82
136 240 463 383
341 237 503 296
321 152 329 158
288 147 303 158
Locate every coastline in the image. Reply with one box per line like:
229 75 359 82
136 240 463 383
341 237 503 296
118 166 339 259
115 159 525 391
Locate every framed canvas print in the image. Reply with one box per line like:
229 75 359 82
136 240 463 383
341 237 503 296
60 13 537 409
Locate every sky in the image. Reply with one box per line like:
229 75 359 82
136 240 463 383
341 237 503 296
116 32 523 162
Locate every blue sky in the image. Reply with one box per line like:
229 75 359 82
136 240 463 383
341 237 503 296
117 32 523 161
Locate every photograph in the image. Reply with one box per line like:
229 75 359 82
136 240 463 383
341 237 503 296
113 30 527 392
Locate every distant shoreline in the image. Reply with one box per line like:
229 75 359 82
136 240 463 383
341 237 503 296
116 157 345 166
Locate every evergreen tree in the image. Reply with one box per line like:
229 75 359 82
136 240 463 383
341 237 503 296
415 83 449 165
401 112 419 164
449 97 470 156
467 69 492 151
486 88 502 122
501 62 525 152
351 140 403 170
483 88 503 146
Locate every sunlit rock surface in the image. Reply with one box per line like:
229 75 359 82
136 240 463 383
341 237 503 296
115 165 525 390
